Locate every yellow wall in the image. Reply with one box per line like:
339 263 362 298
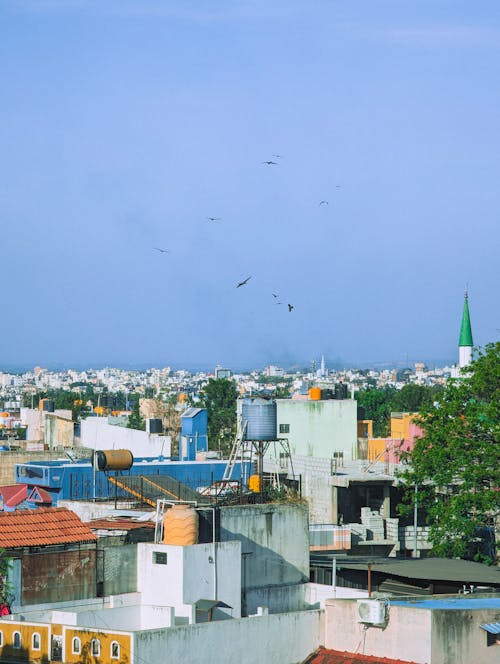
390 413 417 440
64 627 132 664
0 621 132 664
357 420 373 438
367 438 390 461
0 622 50 663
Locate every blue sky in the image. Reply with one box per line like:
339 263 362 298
1 1 499 370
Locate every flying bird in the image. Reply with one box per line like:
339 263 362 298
262 161 277 165
272 293 279 298
154 247 169 254
272 154 283 159
236 276 252 288
288 304 294 312
206 217 222 222
319 200 329 206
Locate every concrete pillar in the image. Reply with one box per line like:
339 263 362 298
331 486 339 525
381 485 391 519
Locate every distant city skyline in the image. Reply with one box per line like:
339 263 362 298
1 1 498 368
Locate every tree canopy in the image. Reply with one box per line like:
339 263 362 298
356 383 443 436
199 378 238 456
398 342 500 562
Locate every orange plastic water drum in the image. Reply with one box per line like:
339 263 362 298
163 504 199 546
248 474 261 493
309 387 322 401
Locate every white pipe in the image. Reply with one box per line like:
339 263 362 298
212 507 217 601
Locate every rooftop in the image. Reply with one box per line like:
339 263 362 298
333 557 500 586
391 597 500 610
0 507 97 547
304 648 418 664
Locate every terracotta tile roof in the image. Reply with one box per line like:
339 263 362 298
303 649 418 664
0 485 28 508
0 507 97 547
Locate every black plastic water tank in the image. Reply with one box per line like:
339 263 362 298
148 418 163 434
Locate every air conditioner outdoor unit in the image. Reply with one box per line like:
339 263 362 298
356 599 387 625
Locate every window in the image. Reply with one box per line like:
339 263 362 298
91 638 100 656
0 630 3 646
279 423 290 434
111 641 120 659
153 551 168 565
72 637 81 654
13 632 21 649
32 633 41 650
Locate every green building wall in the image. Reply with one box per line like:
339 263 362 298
276 399 358 460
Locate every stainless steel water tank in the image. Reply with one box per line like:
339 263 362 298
241 398 277 440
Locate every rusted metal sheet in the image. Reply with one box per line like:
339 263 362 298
21 546 96 605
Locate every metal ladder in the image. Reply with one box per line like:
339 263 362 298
222 420 249 482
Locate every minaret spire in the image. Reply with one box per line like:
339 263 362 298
458 291 473 368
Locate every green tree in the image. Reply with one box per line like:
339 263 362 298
356 386 397 436
391 383 443 413
199 378 238 456
127 398 146 431
398 342 500 562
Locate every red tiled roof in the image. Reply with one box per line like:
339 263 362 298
0 507 97 547
0 485 28 508
303 648 418 664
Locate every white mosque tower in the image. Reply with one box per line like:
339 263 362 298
458 291 473 369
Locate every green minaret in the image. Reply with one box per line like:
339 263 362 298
458 292 473 368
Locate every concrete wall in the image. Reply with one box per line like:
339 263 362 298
220 503 309 616
431 607 500 664
80 416 171 457
100 543 138 597
0 450 62 486
324 598 500 664
76 604 174 630
290 455 333 524
136 542 241 621
276 399 357 460
134 609 323 664
44 414 74 449
324 598 432 664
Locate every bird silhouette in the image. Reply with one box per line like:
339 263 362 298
319 200 329 206
236 276 252 288
272 293 279 298
262 161 277 165
272 154 283 158
206 217 222 222
154 247 169 254
288 304 294 312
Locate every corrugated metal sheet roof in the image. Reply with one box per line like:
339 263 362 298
303 648 418 664
480 623 500 635
335 557 500 585
88 517 155 532
0 507 97 547
182 407 203 418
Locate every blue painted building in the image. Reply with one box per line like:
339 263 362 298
14 457 247 504
179 407 208 461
